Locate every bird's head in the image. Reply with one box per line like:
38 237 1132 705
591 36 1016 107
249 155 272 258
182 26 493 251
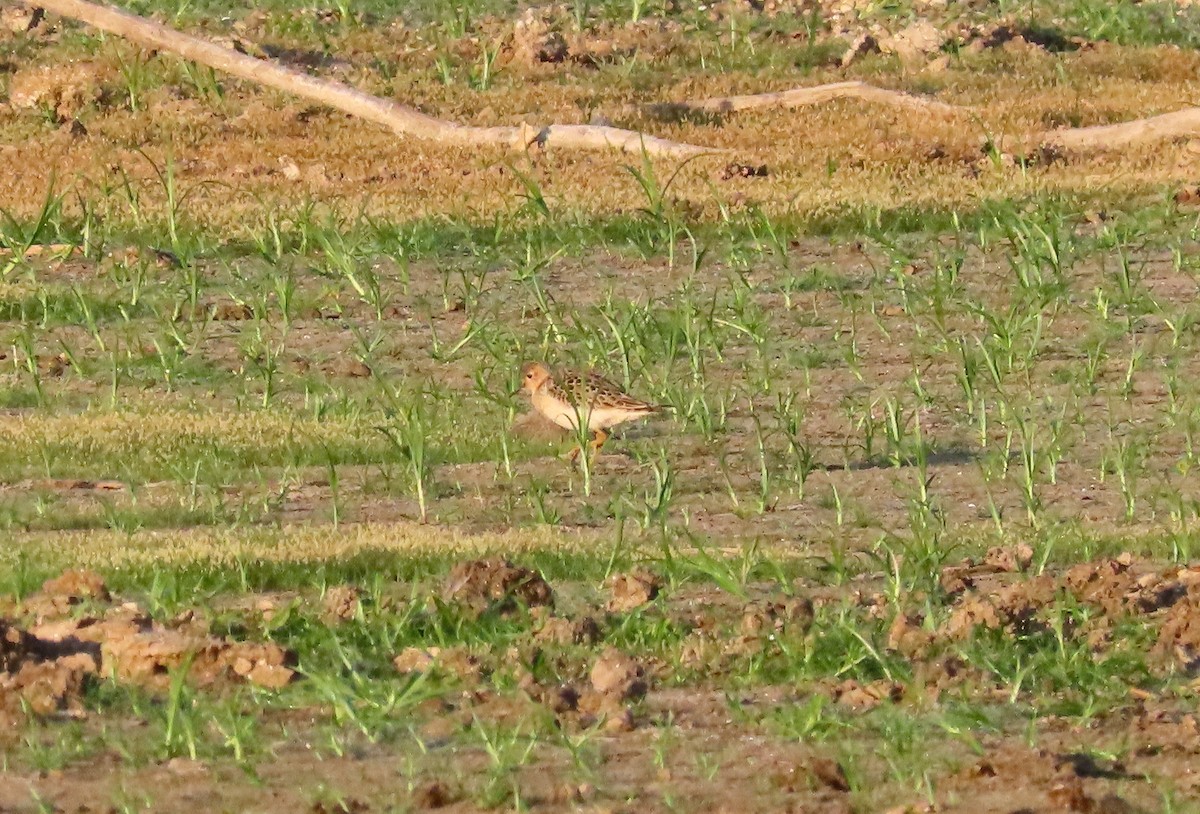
517 361 552 395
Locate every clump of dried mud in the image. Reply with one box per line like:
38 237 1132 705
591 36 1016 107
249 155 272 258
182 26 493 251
442 558 554 616
892 550 1200 683
2 569 297 728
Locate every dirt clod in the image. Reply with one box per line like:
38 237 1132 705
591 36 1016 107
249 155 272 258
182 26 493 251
413 781 453 809
310 798 369 814
590 647 647 701
809 757 851 792
606 570 662 612
513 9 568 65
210 300 255 321
322 584 361 623
1047 777 1093 812
879 20 944 63
2 4 44 33
841 32 879 66
443 559 553 616
829 679 904 710
742 597 815 638
1176 184 1200 206
340 359 372 378
8 62 115 121
984 544 1034 573
393 646 480 681
719 163 769 180
42 570 109 603
537 683 580 714
1 619 100 724
887 611 934 657
535 614 602 645
1153 585 1200 673
104 630 296 690
602 705 636 732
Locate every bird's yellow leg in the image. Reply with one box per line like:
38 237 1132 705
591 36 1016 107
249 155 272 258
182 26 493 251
566 430 606 463
590 429 608 453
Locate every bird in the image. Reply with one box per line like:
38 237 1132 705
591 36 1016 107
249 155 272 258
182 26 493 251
516 361 661 460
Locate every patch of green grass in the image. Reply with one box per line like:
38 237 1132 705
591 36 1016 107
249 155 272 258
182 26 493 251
1057 0 1200 48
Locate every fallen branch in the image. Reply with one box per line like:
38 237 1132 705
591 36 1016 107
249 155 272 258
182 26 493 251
1037 107 1200 151
644 80 963 117
648 81 1200 152
25 0 721 159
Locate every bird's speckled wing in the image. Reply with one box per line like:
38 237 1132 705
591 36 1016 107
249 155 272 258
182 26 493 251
553 370 658 412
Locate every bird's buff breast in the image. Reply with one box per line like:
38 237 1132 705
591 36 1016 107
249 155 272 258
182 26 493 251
533 391 626 431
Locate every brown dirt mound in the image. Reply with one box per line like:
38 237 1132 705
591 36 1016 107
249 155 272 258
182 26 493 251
931 556 1200 675
605 570 662 612
442 558 554 616
534 613 602 645
322 584 361 623
3 570 298 727
1 619 100 725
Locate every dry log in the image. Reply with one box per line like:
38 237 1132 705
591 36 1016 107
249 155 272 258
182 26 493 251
1038 107 1200 151
647 80 961 117
646 81 1200 153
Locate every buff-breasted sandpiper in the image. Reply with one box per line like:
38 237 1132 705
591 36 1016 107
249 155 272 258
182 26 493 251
517 362 660 459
